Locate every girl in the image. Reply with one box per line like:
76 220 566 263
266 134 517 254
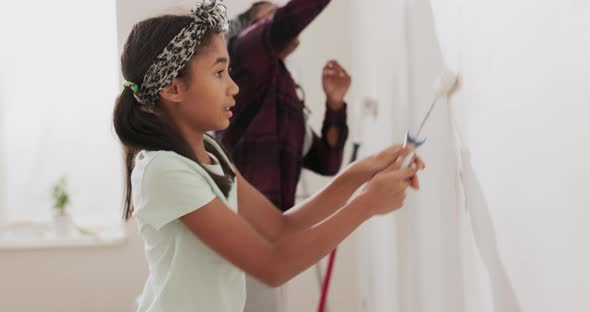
113 1 424 311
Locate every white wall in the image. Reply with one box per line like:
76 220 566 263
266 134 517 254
402 1 469 311
348 0 415 310
0 69 5 222
430 1 590 311
354 0 590 311
0 222 148 312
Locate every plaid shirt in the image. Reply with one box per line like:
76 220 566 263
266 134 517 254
217 0 348 211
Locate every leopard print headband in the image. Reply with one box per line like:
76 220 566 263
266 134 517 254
131 0 229 106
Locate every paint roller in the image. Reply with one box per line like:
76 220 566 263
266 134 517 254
318 73 458 312
401 69 460 167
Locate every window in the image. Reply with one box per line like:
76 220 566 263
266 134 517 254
0 1 122 225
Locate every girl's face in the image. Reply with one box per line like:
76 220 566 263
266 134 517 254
168 34 239 133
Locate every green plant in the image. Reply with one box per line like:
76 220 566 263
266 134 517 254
52 176 70 215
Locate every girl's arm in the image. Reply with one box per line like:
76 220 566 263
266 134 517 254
263 145 423 237
181 147 420 287
181 189 370 287
235 156 370 242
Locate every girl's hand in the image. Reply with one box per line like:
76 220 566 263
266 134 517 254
360 154 418 216
354 145 425 186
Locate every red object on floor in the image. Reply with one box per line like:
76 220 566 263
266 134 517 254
317 248 337 312
317 143 359 312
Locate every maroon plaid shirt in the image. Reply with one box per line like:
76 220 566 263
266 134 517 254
217 0 348 211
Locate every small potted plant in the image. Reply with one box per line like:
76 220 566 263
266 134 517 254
52 176 73 238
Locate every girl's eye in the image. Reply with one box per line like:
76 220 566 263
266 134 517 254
215 70 224 78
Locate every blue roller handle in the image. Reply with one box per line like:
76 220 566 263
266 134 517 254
401 130 426 168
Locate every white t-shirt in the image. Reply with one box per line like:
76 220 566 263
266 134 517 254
131 135 245 312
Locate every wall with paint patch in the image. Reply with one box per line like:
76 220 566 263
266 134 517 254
429 1 590 310
355 0 590 311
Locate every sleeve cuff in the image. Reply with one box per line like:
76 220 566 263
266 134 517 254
324 102 347 127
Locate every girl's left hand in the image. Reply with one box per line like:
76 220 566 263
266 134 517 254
322 60 351 111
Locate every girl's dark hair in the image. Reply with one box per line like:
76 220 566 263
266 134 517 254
113 15 235 220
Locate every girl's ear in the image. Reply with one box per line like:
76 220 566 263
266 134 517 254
160 78 186 104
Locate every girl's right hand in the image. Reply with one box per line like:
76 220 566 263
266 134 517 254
360 153 418 216
353 145 424 183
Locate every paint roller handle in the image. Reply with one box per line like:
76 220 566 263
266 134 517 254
401 130 425 168
401 150 416 168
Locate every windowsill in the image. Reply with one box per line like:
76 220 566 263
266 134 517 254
0 220 127 251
